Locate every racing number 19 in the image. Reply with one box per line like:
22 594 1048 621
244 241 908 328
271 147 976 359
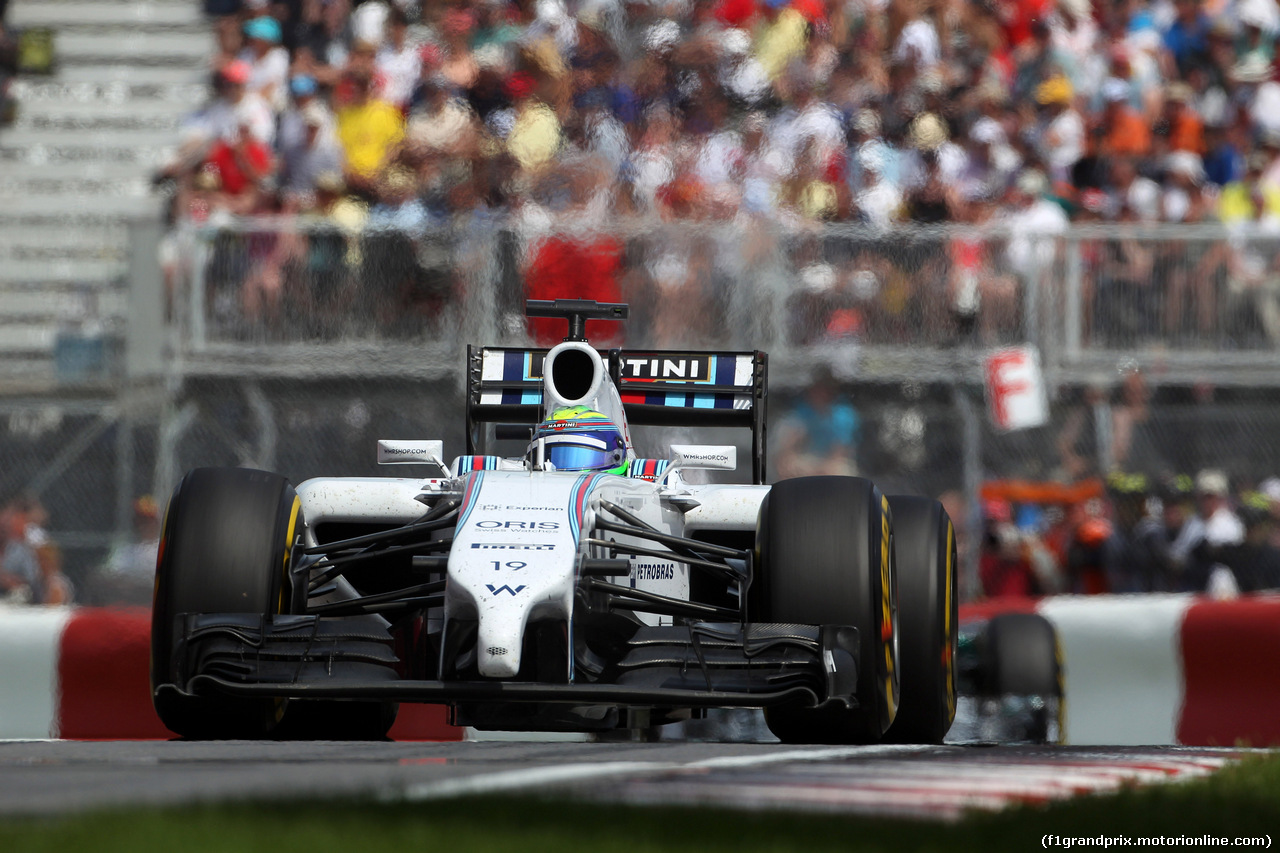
490 561 527 571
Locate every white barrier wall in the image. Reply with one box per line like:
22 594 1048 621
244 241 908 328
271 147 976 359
0 606 71 739
1039 595 1192 745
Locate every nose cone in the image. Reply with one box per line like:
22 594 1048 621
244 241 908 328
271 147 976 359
446 470 587 679
477 615 524 678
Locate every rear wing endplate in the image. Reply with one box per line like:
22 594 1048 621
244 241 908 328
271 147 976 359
465 346 769 484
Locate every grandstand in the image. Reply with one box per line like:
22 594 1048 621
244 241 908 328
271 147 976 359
1 0 206 386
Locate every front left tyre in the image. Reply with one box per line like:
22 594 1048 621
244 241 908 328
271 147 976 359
151 467 301 739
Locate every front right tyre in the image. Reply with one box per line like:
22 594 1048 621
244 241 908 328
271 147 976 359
751 476 899 744
151 467 301 739
882 495 957 744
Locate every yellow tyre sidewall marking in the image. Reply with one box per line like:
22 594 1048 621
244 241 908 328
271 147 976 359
880 495 898 722
272 494 303 725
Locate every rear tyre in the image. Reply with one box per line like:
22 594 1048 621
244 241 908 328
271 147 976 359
751 476 898 744
151 467 302 739
882 495 957 744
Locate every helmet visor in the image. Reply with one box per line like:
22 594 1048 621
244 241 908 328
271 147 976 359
539 432 623 471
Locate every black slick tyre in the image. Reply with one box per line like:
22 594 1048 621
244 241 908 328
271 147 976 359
751 476 899 744
980 612 1063 744
982 612 1061 698
882 495 957 744
151 467 302 739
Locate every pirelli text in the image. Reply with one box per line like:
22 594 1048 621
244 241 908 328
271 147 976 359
1043 836 1271 849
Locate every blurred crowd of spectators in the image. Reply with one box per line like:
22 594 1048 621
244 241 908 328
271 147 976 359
168 0 1280 229
0 491 159 609
0 495 72 606
158 0 1280 345
971 466 1280 598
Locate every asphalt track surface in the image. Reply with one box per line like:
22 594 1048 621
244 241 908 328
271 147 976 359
0 739 1249 821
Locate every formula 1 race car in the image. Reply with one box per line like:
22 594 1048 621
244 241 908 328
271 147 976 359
151 300 957 743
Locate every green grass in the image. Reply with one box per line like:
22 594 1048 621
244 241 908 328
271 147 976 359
2 754 1278 853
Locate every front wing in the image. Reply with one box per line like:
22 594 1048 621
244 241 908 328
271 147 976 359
156 612 861 720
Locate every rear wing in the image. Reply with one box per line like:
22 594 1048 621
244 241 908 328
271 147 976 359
465 346 769 484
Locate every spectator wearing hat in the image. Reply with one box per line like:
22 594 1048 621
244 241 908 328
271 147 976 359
1126 476 1173 592
853 140 904 231
193 60 276 147
1141 473 1208 591
1011 19 1057 106
1063 495 1118 595
890 0 941 72
900 114 961 224
1260 476 1280 547
1101 471 1158 592
277 75 334 160
1035 75 1086 183
1049 0 1099 84
195 64 278 215
1173 467 1245 593
1162 82 1207 155
953 116 1018 208
240 15 290 112
1161 150 1213 222
1001 168 1068 321
349 0 390 48
1218 491 1280 592
1196 468 1244 545
1234 0 1279 67
1234 52 1280 142
899 111 961 186
280 101 344 205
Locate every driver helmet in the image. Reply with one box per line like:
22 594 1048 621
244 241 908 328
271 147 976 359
529 406 628 474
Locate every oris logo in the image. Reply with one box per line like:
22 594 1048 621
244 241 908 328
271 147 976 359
476 521 560 530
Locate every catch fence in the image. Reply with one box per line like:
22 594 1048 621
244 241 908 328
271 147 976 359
8 218 1280 601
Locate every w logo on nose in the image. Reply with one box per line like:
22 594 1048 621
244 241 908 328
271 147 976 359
486 584 527 596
